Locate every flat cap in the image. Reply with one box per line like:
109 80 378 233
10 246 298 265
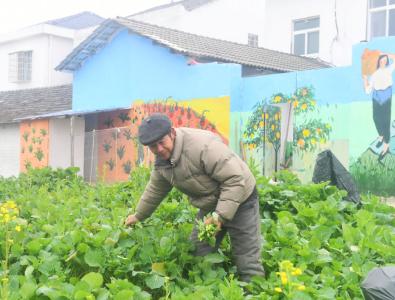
138 113 172 145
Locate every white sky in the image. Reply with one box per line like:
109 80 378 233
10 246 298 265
0 0 172 35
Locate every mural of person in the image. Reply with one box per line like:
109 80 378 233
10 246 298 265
363 52 395 160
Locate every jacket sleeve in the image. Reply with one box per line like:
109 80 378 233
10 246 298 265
201 140 249 221
135 170 172 221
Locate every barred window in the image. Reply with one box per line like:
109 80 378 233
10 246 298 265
8 51 32 82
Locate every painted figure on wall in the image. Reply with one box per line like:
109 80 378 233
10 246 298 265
362 51 395 161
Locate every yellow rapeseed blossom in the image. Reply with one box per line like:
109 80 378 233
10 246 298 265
274 287 282 293
15 225 21 232
259 121 264 128
280 274 288 285
274 95 282 103
301 103 308 110
311 138 316 145
293 100 299 108
275 132 280 139
297 285 306 291
250 133 254 139
291 268 302 276
271 124 275 131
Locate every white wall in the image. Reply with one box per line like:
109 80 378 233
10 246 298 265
0 123 20 177
133 0 266 46
49 117 85 175
0 34 73 90
263 0 368 66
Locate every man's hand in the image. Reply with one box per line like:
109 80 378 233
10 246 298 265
124 214 140 226
204 216 222 233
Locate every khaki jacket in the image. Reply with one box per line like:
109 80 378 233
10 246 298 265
135 127 256 222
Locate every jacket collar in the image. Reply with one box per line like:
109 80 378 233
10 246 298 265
169 128 183 165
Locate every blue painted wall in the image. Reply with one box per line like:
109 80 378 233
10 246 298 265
73 29 240 110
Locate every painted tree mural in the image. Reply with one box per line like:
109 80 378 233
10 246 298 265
243 86 332 172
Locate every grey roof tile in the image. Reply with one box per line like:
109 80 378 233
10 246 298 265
57 17 330 73
45 11 104 30
0 85 72 124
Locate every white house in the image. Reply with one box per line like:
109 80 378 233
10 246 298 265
130 0 266 48
0 12 103 177
0 11 104 91
131 0 395 67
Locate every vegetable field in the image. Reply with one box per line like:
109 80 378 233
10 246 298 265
1 166 395 299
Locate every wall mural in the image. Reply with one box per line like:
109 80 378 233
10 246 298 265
242 86 332 178
20 120 49 172
350 48 395 195
97 96 230 182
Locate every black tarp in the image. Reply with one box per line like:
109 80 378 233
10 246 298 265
312 150 361 205
361 267 395 300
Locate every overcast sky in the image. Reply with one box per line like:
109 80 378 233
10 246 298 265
0 0 172 35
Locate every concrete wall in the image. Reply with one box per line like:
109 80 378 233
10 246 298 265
49 117 85 175
0 123 19 177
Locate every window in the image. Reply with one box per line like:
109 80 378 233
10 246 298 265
292 17 320 56
369 0 395 38
248 33 259 47
8 51 32 82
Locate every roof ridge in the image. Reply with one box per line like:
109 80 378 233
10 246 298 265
116 17 330 65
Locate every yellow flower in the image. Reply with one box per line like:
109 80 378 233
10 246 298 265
261 113 265 119
271 124 275 131
301 103 308 110
254 125 258 130
311 100 316 106
243 133 247 139
325 123 331 129
274 114 278 120
15 225 21 232
302 129 310 137
311 138 316 145
274 95 282 103
320 138 326 144
280 274 288 285
259 121 264 128
4 214 10 223
276 132 280 139
274 287 282 293
250 133 254 139
293 100 299 108
297 285 306 291
291 268 302 276
0 207 6 213
280 260 293 269
265 113 269 119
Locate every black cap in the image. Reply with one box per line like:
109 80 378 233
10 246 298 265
138 113 172 145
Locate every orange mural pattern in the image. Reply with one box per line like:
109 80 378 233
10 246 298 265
97 99 229 182
20 120 49 172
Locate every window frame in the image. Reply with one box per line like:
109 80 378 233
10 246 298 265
8 50 33 83
248 33 259 47
291 16 320 56
368 0 395 38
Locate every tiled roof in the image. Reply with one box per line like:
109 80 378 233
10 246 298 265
0 85 72 124
45 11 104 30
57 17 330 73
